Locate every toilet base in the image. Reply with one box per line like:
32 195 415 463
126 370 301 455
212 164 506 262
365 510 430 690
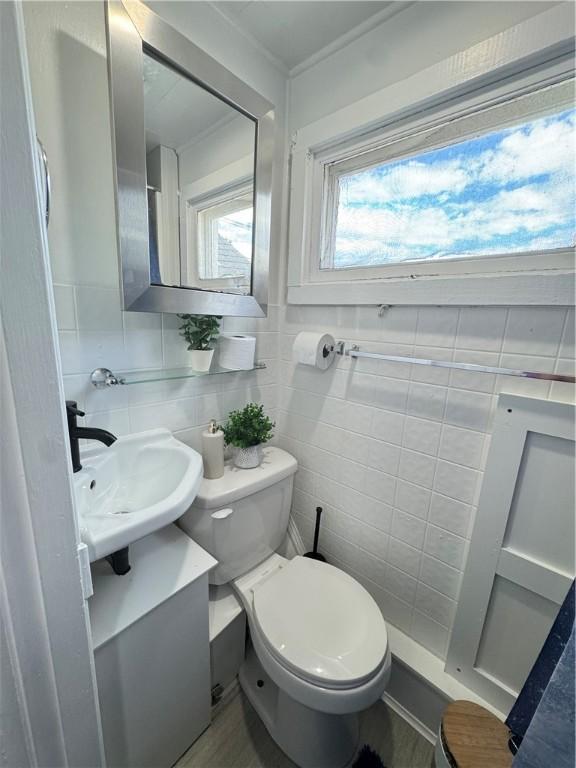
239 642 359 768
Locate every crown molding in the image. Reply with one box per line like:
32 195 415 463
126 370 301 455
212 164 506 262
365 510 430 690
288 2 414 78
208 1 290 76
208 1 415 82
176 111 239 155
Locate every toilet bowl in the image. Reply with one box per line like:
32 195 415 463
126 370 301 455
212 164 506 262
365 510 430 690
233 554 391 768
234 554 391 713
178 447 391 768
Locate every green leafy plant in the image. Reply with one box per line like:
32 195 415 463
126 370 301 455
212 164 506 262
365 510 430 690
222 403 275 449
178 314 221 351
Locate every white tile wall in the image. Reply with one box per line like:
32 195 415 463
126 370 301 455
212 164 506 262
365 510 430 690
278 305 575 660
53 281 280 453
52 263 573 668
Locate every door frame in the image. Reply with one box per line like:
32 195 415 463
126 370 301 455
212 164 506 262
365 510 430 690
0 2 104 764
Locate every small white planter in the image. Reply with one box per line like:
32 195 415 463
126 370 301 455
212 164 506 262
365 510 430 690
189 349 214 372
233 444 263 469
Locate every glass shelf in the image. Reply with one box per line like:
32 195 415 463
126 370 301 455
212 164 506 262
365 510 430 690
120 362 266 385
90 363 266 388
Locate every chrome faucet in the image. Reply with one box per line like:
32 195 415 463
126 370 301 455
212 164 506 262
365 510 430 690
66 401 117 473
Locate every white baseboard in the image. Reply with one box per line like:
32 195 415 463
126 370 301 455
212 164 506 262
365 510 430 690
382 692 437 745
287 516 306 555
384 654 449 744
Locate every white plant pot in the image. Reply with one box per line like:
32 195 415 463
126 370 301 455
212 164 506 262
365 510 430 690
233 444 263 469
189 349 214 372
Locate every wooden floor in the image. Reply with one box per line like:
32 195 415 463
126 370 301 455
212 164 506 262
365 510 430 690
176 684 434 768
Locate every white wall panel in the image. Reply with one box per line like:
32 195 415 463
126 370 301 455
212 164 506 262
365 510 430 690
446 395 575 711
503 432 575 572
475 577 559 694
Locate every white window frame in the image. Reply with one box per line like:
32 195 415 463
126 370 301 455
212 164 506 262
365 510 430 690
287 4 575 306
317 81 574 280
179 155 254 292
196 186 253 286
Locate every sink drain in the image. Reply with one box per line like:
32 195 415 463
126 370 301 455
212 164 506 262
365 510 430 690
111 509 132 515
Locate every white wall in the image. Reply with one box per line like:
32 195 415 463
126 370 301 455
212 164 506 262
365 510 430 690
23 0 286 452
279 1 575 661
0 620 29 768
178 115 255 187
289 1 559 130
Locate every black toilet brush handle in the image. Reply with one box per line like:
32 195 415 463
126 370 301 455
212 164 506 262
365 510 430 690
313 506 322 554
304 506 326 562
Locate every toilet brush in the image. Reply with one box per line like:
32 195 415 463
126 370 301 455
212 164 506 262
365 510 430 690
304 506 326 562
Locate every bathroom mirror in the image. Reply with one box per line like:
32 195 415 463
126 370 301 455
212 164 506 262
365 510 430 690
106 0 274 316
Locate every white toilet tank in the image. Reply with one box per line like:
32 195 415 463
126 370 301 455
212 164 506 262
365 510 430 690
178 447 298 584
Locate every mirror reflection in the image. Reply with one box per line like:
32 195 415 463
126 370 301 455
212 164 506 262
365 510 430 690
143 51 256 295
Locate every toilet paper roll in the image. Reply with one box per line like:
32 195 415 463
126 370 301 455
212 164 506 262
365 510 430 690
219 334 257 370
292 332 336 370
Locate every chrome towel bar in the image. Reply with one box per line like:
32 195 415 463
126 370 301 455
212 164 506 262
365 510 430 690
336 343 575 384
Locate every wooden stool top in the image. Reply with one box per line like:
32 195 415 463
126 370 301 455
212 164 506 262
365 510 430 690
441 700 513 768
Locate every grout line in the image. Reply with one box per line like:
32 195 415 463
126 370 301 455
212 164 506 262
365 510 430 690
279 412 483 486
293 489 391 545
281 358 502 412
280 383 491 441
424 330 458 589
285 432 477 535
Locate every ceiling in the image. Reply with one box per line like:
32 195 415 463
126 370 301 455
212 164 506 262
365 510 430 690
143 52 253 153
212 1 393 71
143 1 401 152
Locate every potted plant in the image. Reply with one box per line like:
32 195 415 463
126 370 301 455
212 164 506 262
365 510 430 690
178 314 221 372
222 403 275 469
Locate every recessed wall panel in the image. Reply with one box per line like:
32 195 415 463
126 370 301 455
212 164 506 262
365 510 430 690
503 432 575 574
475 576 559 694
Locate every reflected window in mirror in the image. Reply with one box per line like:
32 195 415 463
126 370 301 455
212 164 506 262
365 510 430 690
142 51 257 295
185 181 253 293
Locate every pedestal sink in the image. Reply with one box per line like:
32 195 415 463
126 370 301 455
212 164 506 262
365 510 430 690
72 428 203 562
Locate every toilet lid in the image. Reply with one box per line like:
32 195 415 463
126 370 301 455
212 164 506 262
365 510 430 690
252 556 388 688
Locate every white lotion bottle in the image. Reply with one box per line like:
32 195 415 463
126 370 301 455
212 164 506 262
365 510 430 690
201 419 224 479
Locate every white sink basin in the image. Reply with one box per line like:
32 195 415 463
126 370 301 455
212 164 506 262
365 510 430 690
73 428 203 562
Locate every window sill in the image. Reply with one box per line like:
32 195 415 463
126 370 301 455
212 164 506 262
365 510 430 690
287 270 575 306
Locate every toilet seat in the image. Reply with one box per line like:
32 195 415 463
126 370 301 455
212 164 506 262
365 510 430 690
252 556 388 689
233 554 392 715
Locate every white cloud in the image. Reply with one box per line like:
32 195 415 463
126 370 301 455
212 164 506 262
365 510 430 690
334 176 573 264
342 159 470 205
477 112 575 184
332 110 575 266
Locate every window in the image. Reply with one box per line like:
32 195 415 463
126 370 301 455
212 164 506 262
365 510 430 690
287 9 575 305
319 80 575 277
197 192 253 290
183 181 253 293
325 108 575 271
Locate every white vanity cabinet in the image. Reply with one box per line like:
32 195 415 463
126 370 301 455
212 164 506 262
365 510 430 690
89 525 216 768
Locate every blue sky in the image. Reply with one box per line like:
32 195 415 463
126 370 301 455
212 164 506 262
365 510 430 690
330 108 575 268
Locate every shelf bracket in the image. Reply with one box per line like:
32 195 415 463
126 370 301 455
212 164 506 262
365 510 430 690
90 368 124 388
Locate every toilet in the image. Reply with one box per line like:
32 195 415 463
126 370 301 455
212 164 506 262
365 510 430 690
178 447 392 768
